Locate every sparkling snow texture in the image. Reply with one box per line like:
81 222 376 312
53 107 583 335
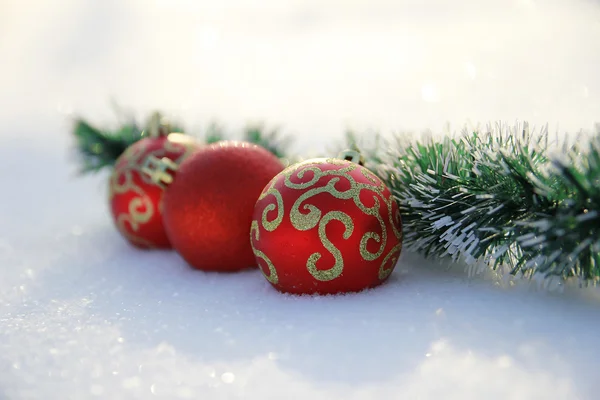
2 0 600 399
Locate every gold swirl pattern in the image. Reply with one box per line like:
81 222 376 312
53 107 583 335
116 196 154 234
252 158 403 287
379 242 402 280
261 185 284 232
250 221 279 284
109 135 198 246
307 211 354 281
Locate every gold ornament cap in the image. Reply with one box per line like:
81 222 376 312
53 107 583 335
141 155 178 188
338 149 365 166
147 111 171 138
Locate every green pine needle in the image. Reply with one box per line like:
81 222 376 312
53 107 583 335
243 124 293 159
204 122 226 144
361 122 600 284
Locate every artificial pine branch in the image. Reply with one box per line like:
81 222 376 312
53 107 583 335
72 118 144 173
362 122 600 284
71 111 184 173
71 111 294 173
243 124 293 159
204 122 227 144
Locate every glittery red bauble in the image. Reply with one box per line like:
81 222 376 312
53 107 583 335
163 141 285 271
250 158 403 295
109 134 200 248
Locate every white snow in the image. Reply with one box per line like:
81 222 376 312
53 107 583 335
2 0 600 399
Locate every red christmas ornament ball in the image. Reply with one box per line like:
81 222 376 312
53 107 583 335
109 133 200 248
163 141 285 271
251 157 403 295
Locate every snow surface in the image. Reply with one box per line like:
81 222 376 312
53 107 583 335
2 0 600 399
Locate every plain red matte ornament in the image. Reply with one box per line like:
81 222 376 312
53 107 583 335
108 133 200 248
250 156 403 295
162 141 285 271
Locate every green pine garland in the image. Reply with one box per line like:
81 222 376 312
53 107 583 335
71 110 600 286
357 122 600 284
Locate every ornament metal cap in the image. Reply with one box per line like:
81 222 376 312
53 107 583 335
147 111 171 138
338 149 365 166
141 155 178 188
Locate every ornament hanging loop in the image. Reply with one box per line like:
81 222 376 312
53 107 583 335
141 155 178 188
338 149 365 166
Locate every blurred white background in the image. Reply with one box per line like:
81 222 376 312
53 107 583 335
1 0 599 152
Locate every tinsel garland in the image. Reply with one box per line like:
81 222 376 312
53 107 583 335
354 122 600 285
72 112 600 286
